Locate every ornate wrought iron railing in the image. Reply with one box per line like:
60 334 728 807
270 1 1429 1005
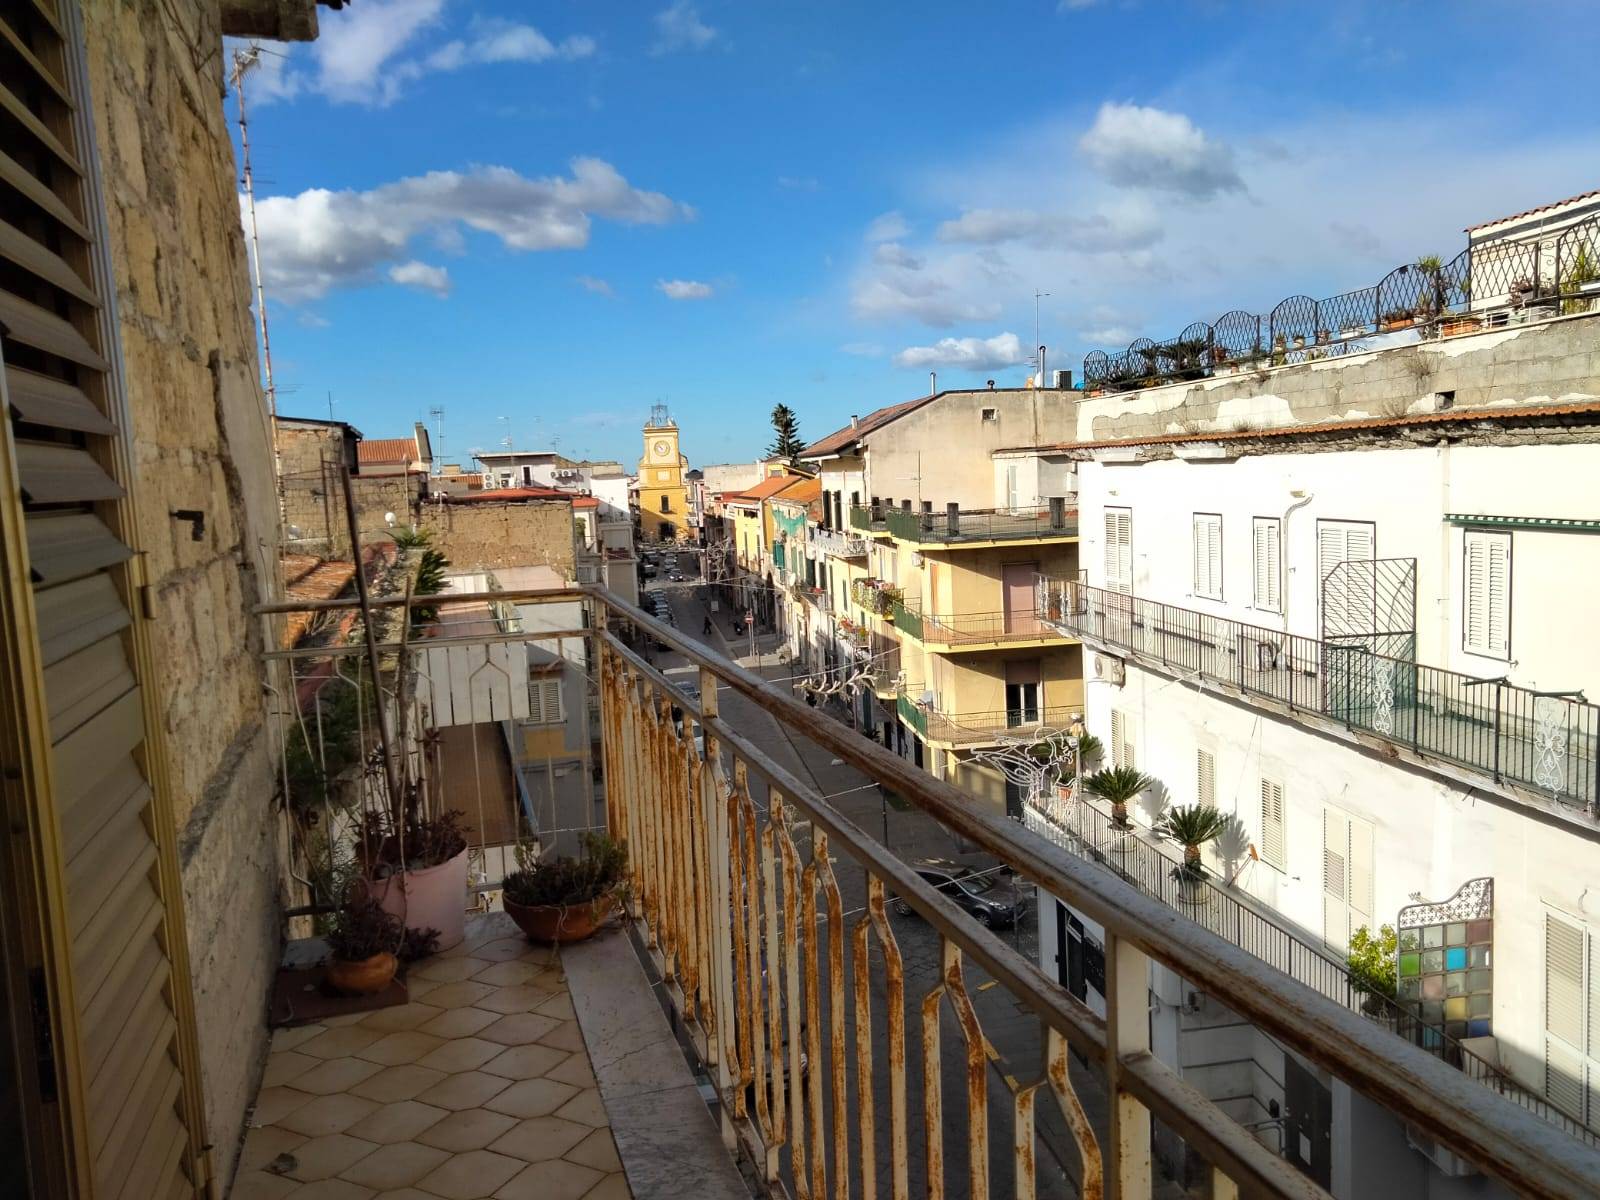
257 583 1600 1198
1083 213 1600 392
1039 578 1599 816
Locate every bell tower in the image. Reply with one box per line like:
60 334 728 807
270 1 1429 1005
637 404 688 542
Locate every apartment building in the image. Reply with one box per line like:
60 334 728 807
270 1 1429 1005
798 387 1082 802
1030 202 1600 1195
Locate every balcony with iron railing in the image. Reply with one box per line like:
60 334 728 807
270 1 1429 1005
249 583 1600 1200
847 502 889 535
890 594 922 639
850 577 901 618
886 500 1080 546
920 608 1076 651
811 524 870 558
924 704 1084 746
1037 577 1600 817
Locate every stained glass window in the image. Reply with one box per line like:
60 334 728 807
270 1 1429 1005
1396 878 1494 1054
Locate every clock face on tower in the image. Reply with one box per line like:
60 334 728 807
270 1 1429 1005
653 440 670 458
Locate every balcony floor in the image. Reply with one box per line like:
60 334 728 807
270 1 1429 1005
234 913 632 1200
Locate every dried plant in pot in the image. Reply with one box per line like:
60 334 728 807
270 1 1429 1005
324 898 404 995
357 808 471 951
501 833 628 943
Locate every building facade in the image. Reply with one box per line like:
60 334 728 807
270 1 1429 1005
635 405 690 542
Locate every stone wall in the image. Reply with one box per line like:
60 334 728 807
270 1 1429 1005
422 499 578 578
276 422 425 557
81 1 282 1184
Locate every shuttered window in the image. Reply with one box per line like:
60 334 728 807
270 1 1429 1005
1110 709 1134 770
1196 749 1215 807
1259 778 1285 870
1192 513 1222 600
0 3 205 1194
1321 807 1374 952
1463 529 1511 659
1103 506 1131 594
528 677 565 725
1543 910 1600 1129
1252 517 1281 612
1317 519 1376 637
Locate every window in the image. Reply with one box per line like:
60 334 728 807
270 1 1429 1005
1321 807 1373 952
1192 513 1222 600
1110 709 1135 769
982 407 999 422
1542 910 1600 1128
1317 519 1376 635
529 678 565 725
1252 517 1282 612
1104 507 1132 594
1463 529 1511 658
1005 464 1019 510
1196 749 1216 807
1259 778 1286 870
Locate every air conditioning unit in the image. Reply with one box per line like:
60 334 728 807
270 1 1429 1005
910 552 924 568
1092 653 1125 686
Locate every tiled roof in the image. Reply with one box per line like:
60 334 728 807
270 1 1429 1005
770 476 821 505
357 437 415 464
443 486 572 503
1466 189 1600 233
571 495 601 508
799 395 937 458
1008 400 1600 454
281 558 356 648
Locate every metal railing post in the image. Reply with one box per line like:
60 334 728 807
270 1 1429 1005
1493 681 1503 784
1104 931 1152 1200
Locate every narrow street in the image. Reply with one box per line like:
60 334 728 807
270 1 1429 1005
628 552 1113 1199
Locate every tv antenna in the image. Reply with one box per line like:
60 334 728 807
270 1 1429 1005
230 45 276 424
429 405 445 474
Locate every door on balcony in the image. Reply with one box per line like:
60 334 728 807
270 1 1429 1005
1318 520 1377 721
1002 562 1039 636
1284 1055 1333 1188
1321 807 1374 953
1005 660 1042 727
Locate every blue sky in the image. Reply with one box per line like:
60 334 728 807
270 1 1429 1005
233 1 1600 467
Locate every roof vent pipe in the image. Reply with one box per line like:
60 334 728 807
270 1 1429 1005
986 379 995 389
1038 345 1047 388
850 414 859 428
930 371 937 395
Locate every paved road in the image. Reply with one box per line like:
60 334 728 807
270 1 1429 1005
631 555 1116 1199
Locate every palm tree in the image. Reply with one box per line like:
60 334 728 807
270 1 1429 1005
1155 804 1228 880
1081 765 1153 828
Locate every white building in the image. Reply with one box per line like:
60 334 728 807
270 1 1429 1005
1024 217 1600 1196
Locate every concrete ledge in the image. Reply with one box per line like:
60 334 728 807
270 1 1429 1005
563 926 749 1200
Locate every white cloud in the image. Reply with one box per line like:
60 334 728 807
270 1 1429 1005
575 275 615 296
872 242 923 269
893 332 1029 371
388 260 451 295
657 279 714 300
651 2 717 54
1080 324 1137 345
1079 102 1243 198
864 211 910 242
296 311 331 328
936 206 1161 251
251 159 693 301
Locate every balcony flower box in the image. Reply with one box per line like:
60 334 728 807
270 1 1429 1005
1441 315 1482 338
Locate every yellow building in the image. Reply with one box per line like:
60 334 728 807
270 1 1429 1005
636 405 690 541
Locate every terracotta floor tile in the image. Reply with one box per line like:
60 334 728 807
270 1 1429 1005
292 1056 387 1096
239 1123 308 1175
262 1050 319 1089
495 1157 602 1200
338 1140 450 1190
544 1052 597 1089
358 1002 444 1034
345 1099 449 1145
553 1088 608 1129
416 1148 526 1199
484 1077 578 1119
251 1086 317 1127
474 985 554 1016
422 980 496 1009
564 1127 623 1174
417 1007 498 1040
358 1031 447 1067
229 1169 298 1199
487 1115 591 1163
298 1026 386 1060
349 1064 450 1105
476 1012 560 1046
404 977 443 1001
480 1043 568 1081
416 1036 503 1074
413 1070 512 1111
583 1171 632 1200
277 1093 381 1138
416 1107 519 1152
282 1131 379 1181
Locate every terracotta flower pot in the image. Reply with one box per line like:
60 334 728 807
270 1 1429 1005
504 891 618 943
326 951 397 996
365 848 470 951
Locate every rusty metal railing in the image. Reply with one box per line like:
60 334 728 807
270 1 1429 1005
256 582 1600 1199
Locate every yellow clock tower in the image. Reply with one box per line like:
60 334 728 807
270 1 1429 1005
636 404 689 542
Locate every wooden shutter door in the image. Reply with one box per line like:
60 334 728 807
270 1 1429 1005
0 2 208 1196
1544 911 1586 1122
1322 809 1351 951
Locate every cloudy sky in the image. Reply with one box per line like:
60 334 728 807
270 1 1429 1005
233 0 1599 465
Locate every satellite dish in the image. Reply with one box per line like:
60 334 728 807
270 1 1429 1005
384 511 397 527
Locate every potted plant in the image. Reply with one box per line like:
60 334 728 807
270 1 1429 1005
1155 804 1227 900
1413 254 1448 321
358 809 471 951
1562 245 1600 315
1347 923 1399 1017
1072 732 1104 773
502 832 628 943
324 898 404 995
1380 307 1415 332
1082 765 1154 831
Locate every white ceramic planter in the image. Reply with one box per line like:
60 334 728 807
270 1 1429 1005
368 848 469 950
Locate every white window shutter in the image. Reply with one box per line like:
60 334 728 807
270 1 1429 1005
1259 779 1286 870
1197 749 1215 807
1322 808 1351 950
1104 507 1132 594
1253 518 1281 611
1349 816 1374 922
1544 911 1587 1119
1465 530 1511 657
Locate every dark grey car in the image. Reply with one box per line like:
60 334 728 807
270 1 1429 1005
892 858 1030 928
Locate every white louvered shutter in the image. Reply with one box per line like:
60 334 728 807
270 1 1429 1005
0 2 206 1195
1544 912 1586 1121
1348 815 1374 925
1192 514 1222 599
1317 520 1376 636
1463 530 1510 657
1104 507 1131 594
1253 518 1281 611
1196 749 1215 807
1259 779 1285 870
1322 809 1351 950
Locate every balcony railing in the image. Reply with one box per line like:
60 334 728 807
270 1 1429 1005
921 609 1071 648
811 525 870 558
890 596 922 639
258 582 1600 1199
847 503 887 533
1042 579 1600 817
886 502 1080 544
923 705 1083 746
1026 793 1600 1148
850 577 900 617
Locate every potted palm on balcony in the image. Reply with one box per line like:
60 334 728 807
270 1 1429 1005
1154 804 1227 902
1082 765 1153 833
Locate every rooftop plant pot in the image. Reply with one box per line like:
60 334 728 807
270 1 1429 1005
326 950 398 996
366 848 470 951
504 890 619 943
1441 315 1482 338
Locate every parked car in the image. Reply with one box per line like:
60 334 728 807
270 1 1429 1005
892 858 1029 928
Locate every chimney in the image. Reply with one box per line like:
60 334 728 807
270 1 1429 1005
850 414 859 429
929 370 937 395
986 379 995 389
1038 345 1047 389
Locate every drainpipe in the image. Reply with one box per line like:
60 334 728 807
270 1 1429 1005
1281 489 1315 635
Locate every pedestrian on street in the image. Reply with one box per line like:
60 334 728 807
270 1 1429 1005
702 615 713 636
